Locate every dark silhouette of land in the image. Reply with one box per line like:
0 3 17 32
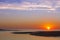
0 29 19 31
12 31 60 37
0 29 6 31
30 31 60 37
12 32 32 34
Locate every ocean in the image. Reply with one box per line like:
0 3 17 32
0 31 60 40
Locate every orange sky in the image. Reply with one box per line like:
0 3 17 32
0 18 60 29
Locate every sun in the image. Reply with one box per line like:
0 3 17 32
42 23 55 30
43 24 52 30
46 26 51 30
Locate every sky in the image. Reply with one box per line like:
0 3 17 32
0 0 60 29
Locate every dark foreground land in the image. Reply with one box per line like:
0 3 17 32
12 31 60 37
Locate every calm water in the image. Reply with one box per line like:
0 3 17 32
0 31 60 40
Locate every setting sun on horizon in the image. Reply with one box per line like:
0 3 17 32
46 26 51 30
41 23 56 30
45 24 52 30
